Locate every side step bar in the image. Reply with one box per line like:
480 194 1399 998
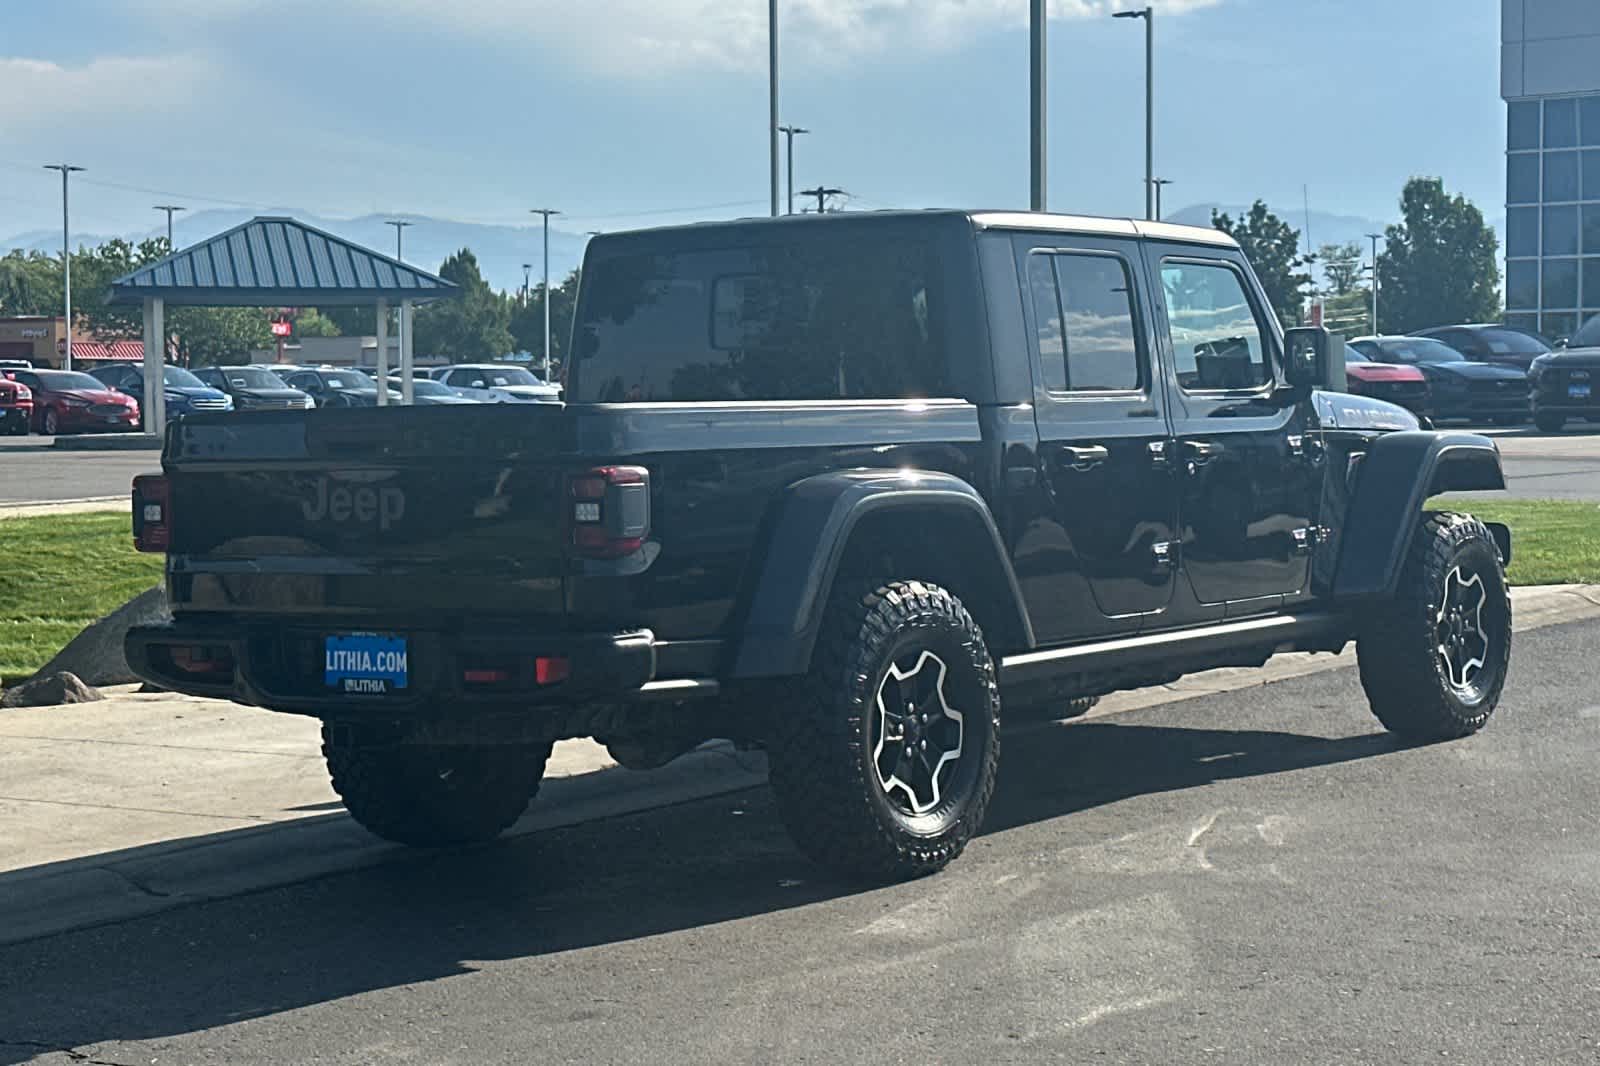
999 611 1352 686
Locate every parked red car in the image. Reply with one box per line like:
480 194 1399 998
0 374 32 435
1344 346 1429 415
3 369 139 435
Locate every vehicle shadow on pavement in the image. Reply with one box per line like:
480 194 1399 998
0 719 1405 1062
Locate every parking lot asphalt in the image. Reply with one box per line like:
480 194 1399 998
2 616 1596 1065
5 423 1600 505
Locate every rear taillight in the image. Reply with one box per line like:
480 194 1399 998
566 465 650 559
132 474 171 552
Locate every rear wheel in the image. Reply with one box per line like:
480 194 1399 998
1535 411 1566 433
323 726 550 847
1357 512 1511 741
766 579 1001 881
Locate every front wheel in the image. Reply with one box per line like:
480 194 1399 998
766 580 1001 881
1357 512 1511 741
1534 411 1566 433
42 408 60 436
323 726 550 846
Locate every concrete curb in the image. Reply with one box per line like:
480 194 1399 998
0 496 129 519
1 582 1596 947
51 435 162 452
0 742 767 947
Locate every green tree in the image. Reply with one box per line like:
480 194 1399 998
168 307 274 367
1376 177 1501 333
1319 241 1365 296
290 308 341 337
509 268 581 371
411 249 513 362
1212 201 1312 325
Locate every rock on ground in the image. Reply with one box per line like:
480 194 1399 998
30 585 169 688
1 671 103 708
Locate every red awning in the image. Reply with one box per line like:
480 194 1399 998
58 339 148 362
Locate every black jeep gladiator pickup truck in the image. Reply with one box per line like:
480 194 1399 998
128 210 1513 880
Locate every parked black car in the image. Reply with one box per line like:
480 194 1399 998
193 366 315 411
1528 317 1600 430
1411 323 1553 372
128 210 1513 882
1350 335 1530 424
280 368 400 408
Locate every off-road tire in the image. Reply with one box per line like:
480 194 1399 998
766 579 1001 881
1357 512 1511 741
323 727 550 847
1535 411 1566 433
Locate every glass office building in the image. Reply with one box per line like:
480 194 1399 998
1503 1 1600 342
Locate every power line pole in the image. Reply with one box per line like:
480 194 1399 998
769 0 780 217
530 208 561 377
1114 7 1154 219
385 219 412 262
778 125 809 215
800 186 843 214
153 204 185 248
1030 0 1046 211
44 164 84 371
1152 178 1173 221
1366 233 1384 334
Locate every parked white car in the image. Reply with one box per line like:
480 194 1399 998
432 364 561 403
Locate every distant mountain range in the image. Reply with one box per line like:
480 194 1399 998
1 209 587 295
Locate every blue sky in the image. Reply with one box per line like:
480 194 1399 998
1 0 1505 248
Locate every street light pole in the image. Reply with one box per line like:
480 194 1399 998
769 0 780 217
1029 0 1046 211
530 208 561 377
1114 7 1154 220
521 263 532 305
1366 233 1383 334
778 125 809 215
153 204 185 248
44 164 84 371
1152 178 1173 221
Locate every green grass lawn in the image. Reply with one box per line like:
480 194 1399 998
0 512 162 683
1432 497 1600 587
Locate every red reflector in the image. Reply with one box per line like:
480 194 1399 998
570 477 607 500
535 656 570 685
170 644 233 676
572 526 644 558
463 668 512 684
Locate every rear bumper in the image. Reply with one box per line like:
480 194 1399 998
127 619 670 715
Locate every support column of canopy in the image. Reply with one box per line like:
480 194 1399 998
141 296 165 437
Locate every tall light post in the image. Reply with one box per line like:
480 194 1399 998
43 164 84 371
386 220 413 399
153 204 185 248
1152 178 1173 221
385 219 412 262
1030 0 1046 211
530 208 561 378
521 263 533 305
1366 233 1383 334
1113 7 1154 220
769 0 780 217
777 125 809 215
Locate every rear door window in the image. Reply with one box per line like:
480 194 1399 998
571 230 949 402
1026 251 1144 392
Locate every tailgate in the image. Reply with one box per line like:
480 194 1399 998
164 406 578 622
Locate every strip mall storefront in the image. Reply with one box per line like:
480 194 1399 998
0 318 145 368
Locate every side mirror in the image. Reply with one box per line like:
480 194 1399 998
1283 326 1346 392
1556 337 1570 349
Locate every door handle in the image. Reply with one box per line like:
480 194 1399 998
1061 444 1110 470
1181 440 1220 464
1148 439 1172 470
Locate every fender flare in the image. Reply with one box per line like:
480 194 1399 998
1333 430 1507 601
728 469 1034 679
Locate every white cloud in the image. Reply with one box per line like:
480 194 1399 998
124 0 1223 75
0 55 218 136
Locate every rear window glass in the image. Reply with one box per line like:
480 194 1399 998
570 232 949 402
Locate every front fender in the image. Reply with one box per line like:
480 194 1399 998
1333 430 1506 601
729 469 1032 679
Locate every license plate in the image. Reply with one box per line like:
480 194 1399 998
1569 384 1591 399
324 633 408 694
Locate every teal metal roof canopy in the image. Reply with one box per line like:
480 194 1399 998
109 216 457 306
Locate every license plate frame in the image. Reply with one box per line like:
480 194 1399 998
324 632 409 695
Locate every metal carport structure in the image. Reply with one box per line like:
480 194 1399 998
109 216 458 436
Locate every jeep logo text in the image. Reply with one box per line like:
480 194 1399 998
302 478 406 530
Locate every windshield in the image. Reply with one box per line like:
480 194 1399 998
1570 314 1600 348
222 368 289 389
322 370 375 390
1373 337 1466 364
1476 328 1551 356
164 367 205 388
37 371 107 390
